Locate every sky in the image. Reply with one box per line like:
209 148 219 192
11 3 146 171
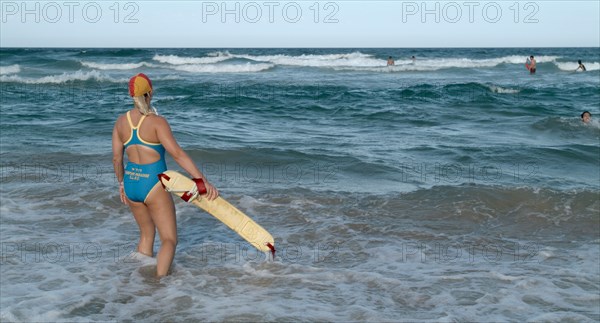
0 1 599 48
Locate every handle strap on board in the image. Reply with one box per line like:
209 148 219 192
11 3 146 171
180 178 207 202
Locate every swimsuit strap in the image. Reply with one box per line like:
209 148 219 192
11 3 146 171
126 111 147 129
123 111 165 157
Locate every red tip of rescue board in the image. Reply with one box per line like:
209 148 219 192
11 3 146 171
266 242 276 260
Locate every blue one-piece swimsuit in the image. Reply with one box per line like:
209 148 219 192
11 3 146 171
123 112 167 203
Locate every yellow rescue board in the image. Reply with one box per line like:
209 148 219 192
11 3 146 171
159 170 275 255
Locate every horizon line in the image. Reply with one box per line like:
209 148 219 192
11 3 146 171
2 46 599 49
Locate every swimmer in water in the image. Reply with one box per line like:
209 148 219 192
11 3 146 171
576 60 586 72
527 55 537 74
387 56 395 66
581 111 591 124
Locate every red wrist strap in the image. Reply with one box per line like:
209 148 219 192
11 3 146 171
192 178 207 195
180 178 207 202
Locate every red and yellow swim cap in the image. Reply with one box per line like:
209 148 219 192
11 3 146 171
128 73 153 97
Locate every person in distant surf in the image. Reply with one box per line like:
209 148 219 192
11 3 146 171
527 55 537 74
581 111 592 124
576 60 587 72
387 56 395 66
112 73 219 278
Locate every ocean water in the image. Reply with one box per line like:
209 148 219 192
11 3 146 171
0 48 599 322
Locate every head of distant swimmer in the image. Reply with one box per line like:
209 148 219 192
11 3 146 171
530 56 534 59
578 60 582 64
581 111 592 123
129 73 155 115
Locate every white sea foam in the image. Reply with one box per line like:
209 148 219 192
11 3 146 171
207 50 233 57
153 54 231 65
333 65 441 72
490 272 524 281
585 118 600 129
555 61 600 71
129 251 158 265
0 70 181 84
172 62 274 73
487 85 521 94
316 54 560 72
0 64 20 75
237 51 382 67
145 53 567 73
81 61 155 70
282 53 559 73
0 70 117 84
303 53 545 69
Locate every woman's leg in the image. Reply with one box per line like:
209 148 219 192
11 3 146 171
146 184 178 277
128 201 156 257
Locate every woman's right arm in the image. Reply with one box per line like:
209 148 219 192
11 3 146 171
112 118 127 205
156 117 219 200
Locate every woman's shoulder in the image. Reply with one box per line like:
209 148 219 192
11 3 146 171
115 113 127 126
146 114 170 128
146 114 167 122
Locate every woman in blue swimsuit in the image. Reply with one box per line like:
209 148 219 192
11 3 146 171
112 73 219 277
